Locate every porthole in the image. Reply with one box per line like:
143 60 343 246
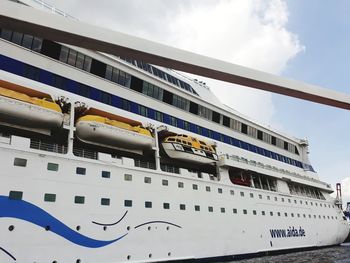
45 225 50 231
76 260 81 263
149 254 152 258
76 226 81 231
103 226 107 231
8 225 14 231
127 255 131 260
127 226 130 231
168 252 171 256
166 226 170 230
148 226 151 231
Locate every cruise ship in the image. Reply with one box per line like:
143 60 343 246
0 1 349 262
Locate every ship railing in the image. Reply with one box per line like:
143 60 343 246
28 0 77 20
134 159 156 170
160 164 180 174
30 139 68 154
73 147 98 160
222 154 331 188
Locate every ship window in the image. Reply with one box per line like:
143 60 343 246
124 200 132 207
297 214 300 218
23 64 40 81
78 84 90 98
180 204 186 210
124 174 132 181
83 56 92 72
22 34 33 49
101 171 111 178
178 182 184 188
121 99 131 111
281 198 284 202
101 92 112 105
284 141 288 150
271 136 276 146
223 115 230 127
75 52 85 69
230 190 234 195
169 116 177 127
211 111 220 123
192 184 198 190
59 46 69 63
67 49 77 66
12 31 23 45
243 209 247 215
14 158 27 167
262 211 266 216
195 205 200 211
274 197 278 201
101 198 110 206
208 206 213 212
221 207 226 213
267 196 271 200
155 111 163 122
76 167 86 175
241 123 248 134
250 193 254 198
145 201 152 208
257 130 263 140
277 212 281 216
144 177 151 184
284 213 288 217
218 188 223 194
270 212 273 216
47 163 59 171
44 193 56 202
74 196 85 204
162 179 168 186
9 191 23 200
253 210 257 215
138 105 148 117
163 203 170 209
206 186 211 192
0 29 12 41
240 191 244 197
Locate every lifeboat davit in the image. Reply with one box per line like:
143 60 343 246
76 115 155 150
0 86 63 130
162 134 218 164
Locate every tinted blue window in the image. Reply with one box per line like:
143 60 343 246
224 135 230 144
271 152 277 159
202 128 209 137
241 142 249 150
190 123 196 133
0 54 23 75
250 145 257 153
264 150 271 158
91 88 100 100
177 119 184 129
163 114 170 124
66 80 78 93
130 102 138 114
40 71 52 85
233 138 241 147
112 95 121 108
212 132 220 140
147 109 155 119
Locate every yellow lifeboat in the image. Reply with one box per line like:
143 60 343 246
0 85 63 130
75 115 155 150
162 134 218 164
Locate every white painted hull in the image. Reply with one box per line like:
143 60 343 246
0 145 348 263
162 142 218 164
0 95 63 129
76 120 155 150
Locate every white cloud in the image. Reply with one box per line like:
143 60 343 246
48 0 303 124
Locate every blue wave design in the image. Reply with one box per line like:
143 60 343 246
0 196 127 248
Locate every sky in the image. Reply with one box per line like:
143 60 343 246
43 0 350 206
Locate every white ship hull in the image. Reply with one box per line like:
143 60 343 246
162 142 218 164
76 120 155 150
0 144 348 263
0 94 63 129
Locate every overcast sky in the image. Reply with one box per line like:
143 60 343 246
44 0 350 205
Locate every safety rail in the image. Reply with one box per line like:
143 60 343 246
73 146 97 160
134 159 156 170
28 0 77 20
30 139 68 154
221 154 331 189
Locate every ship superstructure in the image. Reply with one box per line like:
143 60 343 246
0 1 349 262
